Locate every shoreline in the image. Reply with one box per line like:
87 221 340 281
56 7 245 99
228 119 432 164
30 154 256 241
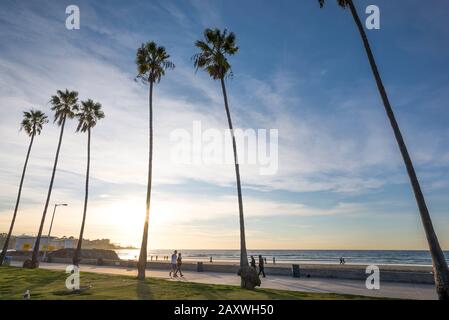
6 248 441 268
132 257 436 268
113 248 449 267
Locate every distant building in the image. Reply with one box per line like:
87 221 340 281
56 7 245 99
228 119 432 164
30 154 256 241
0 233 17 249
15 236 77 251
83 238 111 249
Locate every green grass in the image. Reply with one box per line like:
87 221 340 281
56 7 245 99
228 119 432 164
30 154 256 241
0 266 376 300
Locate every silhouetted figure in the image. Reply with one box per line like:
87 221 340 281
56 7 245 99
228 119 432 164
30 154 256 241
339 257 346 265
258 255 266 278
169 250 178 278
156 255 158 261
175 252 184 277
264 257 267 264
273 257 276 264
250 256 256 269
210 256 213 263
150 256 153 261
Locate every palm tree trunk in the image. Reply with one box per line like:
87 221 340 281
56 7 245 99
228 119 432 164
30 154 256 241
73 128 91 266
348 0 449 300
137 80 154 280
0 133 35 265
30 116 66 267
220 78 249 268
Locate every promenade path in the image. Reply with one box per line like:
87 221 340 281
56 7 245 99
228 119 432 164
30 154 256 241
11 261 437 300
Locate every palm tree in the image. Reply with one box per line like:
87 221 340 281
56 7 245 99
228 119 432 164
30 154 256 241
0 110 48 266
26 89 79 268
72 99 105 266
318 0 449 299
193 28 260 289
135 41 175 280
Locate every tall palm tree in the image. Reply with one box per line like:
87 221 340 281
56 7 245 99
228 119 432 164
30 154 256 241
193 28 260 289
0 110 48 266
318 0 449 299
72 99 105 266
27 89 79 268
135 41 175 280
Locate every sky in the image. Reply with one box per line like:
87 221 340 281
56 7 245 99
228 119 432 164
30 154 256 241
0 0 449 250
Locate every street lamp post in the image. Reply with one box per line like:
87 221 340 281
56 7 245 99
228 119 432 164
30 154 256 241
41 203 68 261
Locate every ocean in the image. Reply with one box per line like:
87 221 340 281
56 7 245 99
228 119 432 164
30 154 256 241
115 249 449 266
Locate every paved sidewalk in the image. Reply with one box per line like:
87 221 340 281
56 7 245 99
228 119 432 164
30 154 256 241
11 261 437 300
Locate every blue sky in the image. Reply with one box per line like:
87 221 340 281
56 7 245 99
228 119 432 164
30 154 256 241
0 0 448 249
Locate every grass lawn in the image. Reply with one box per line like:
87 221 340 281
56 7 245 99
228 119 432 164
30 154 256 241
0 266 377 300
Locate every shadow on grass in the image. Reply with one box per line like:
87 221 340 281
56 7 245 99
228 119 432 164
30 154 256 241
136 279 154 300
53 285 93 297
1 266 384 300
53 289 93 297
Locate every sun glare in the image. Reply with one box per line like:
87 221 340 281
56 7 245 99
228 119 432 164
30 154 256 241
92 197 183 247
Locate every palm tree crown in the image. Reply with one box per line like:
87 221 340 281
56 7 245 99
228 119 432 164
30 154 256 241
318 0 348 8
136 41 175 84
20 110 48 136
50 89 79 125
193 28 239 80
76 99 105 132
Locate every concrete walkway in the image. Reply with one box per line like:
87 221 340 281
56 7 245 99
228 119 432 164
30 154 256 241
11 261 437 300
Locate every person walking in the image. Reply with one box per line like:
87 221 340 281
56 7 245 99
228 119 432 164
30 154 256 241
175 252 184 277
169 250 178 278
258 255 266 278
250 256 256 269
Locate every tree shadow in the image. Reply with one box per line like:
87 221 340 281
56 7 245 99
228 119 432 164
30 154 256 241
136 279 154 300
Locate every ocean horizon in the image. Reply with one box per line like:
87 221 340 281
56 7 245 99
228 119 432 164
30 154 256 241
115 249 449 266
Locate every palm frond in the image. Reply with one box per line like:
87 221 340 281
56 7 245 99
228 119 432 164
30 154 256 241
135 41 175 84
50 89 79 126
76 99 105 133
318 0 349 8
192 28 239 80
20 109 48 136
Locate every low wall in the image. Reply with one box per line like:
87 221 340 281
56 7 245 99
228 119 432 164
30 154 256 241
9 256 435 284
296 265 434 284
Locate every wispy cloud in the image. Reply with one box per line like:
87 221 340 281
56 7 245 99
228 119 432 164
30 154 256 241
1 0 449 248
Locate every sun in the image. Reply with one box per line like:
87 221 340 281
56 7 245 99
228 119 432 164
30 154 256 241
89 196 181 247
